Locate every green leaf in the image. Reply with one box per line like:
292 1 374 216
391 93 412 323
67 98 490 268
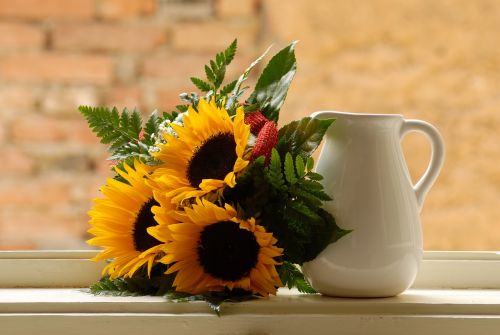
306 157 314 171
225 44 272 112
223 39 237 65
214 66 226 88
109 141 160 165
296 184 332 202
303 208 351 262
205 65 216 83
79 105 142 151
291 187 323 208
246 41 298 121
295 155 306 178
198 39 238 93
277 261 316 294
284 152 297 184
143 111 161 145
220 79 237 96
190 77 212 92
266 149 286 190
306 171 323 181
277 117 334 161
90 266 175 297
289 200 321 222
175 105 189 113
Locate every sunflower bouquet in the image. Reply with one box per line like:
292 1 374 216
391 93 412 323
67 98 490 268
81 40 349 311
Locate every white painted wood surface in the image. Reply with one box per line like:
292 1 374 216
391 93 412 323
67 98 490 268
0 288 500 335
2 251 500 334
2 250 500 289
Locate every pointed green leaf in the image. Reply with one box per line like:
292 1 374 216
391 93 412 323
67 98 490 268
225 44 272 112
246 41 298 121
306 157 314 171
277 261 316 293
190 77 212 92
205 65 216 83
130 108 142 137
284 152 297 184
295 155 305 178
223 39 237 65
266 149 285 190
277 117 334 161
144 111 161 144
302 208 351 263
220 79 237 96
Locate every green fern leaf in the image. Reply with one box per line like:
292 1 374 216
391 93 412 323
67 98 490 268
306 171 323 181
296 184 332 202
175 105 189 114
205 65 216 83
223 39 237 65
277 261 316 294
277 117 334 161
79 106 140 151
266 149 285 190
284 210 309 236
295 155 306 178
143 111 162 145
306 157 314 171
289 200 322 222
290 186 323 208
214 66 226 88
220 79 237 96
191 77 212 92
225 44 271 112
284 152 297 184
299 179 323 190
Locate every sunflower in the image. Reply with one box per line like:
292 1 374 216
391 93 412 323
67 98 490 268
148 198 283 296
152 98 250 204
87 161 170 279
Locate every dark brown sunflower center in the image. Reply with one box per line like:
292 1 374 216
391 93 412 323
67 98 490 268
187 132 237 188
133 198 161 252
197 221 260 281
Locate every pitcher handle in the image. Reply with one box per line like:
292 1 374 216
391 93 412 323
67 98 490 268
400 120 445 211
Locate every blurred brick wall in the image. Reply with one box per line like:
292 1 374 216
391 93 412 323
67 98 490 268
0 0 499 250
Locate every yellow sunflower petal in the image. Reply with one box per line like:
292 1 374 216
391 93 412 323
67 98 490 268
151 97 250 205
87 160 165 279
156 200 283 296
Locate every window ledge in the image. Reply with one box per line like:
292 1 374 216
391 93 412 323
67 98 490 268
1 288 500 334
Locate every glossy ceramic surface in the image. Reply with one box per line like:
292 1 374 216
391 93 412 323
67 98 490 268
302 111 444 297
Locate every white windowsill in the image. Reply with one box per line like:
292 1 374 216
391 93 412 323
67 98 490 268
1 251 500 334
1 288 500 334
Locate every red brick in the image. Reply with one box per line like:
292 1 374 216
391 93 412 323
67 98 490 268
0 242 36 250
154 86 192 112
40 86 99 116
0 54 114 85
0 122 5 144
171 20 258 52
98 0 157 20
141 50 255 85
0 147 34 176
141 52 209 84
0 177 71 206
160 1 212 20
0 0 94 20
11 116 98 144
216 0 258 17
0 86 37 114
53 23 166 52
0 23 44 51
105 85 143 111
0 207 87 249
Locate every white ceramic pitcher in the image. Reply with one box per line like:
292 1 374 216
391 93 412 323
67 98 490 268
302 111 444 297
